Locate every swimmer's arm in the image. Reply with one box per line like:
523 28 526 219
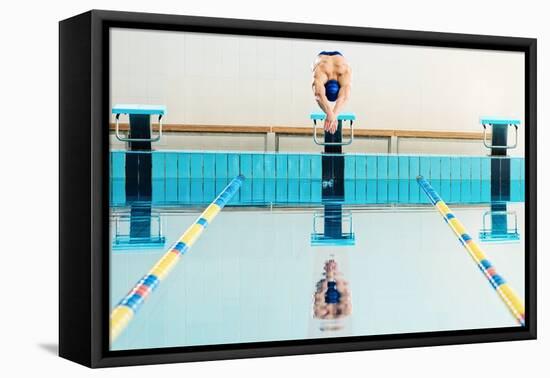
331 83 351 117
312 80 333 117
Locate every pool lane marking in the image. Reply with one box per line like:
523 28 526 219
110 174 245 344
416 175 525 326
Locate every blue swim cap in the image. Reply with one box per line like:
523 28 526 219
325 80 340 102
325 281 341 304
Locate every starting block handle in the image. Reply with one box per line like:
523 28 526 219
113 104 166 143
480 118 520 150
311 112 355 146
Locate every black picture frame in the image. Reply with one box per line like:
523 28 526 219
59 9 537 368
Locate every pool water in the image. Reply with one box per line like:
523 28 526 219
110 202 525 351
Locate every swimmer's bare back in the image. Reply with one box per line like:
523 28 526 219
312 54 352 134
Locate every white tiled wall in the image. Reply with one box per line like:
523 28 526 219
110 28 525 156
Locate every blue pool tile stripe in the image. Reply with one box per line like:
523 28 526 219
461 158 472 202
215 153 228 179
345 155 356 179
228 154 240 178
377 156 388 202
397 157 409 202
165 153 178 179
471 157 481 180
111 151 126 179
388 156 398 179
311 155 322 180
240 154 252 178
510 157 522 202
311 179 322 202
387 156 398 202
265 178 276 202
299 155 312 179
299 179 311 202
440 156 451 181
510 158 521 181
356 155 367 179
419 157 430 179
252 154 265 179
178 153 191 179
165 153 178 202
110 152 525 206
430 157 441 180
470 157 482 203
190 154 203 179
152 152 165 203
366 156 377 179
264 154 276 179
111 151 126 204
276 154 288 179
377 156 388 179
481 158 491 180
203 154 215 179
408 156 420 202
288 155 300 179
450 157 461 203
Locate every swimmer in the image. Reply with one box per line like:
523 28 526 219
311 51 352 134
312 259 352 320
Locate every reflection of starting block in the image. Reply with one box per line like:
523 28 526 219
311 208 355 246
311 112 355 146
113 104 166 143
479 209 520 243
112 208 166 250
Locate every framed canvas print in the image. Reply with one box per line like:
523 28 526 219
59 10 537 368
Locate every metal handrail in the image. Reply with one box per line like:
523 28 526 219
115 113 163 143
482 123 518 149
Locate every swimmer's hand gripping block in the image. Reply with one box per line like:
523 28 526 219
310 112 356 146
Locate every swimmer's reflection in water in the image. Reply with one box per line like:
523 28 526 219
312 259 352 323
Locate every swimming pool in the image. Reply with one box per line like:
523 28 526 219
109 151 525 351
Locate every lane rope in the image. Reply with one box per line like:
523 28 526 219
110 174 245 343
417 175 525 326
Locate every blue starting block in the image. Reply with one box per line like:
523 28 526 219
113 104 166 143
112 105 168 250
480 117 520 205
310 111 356 248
